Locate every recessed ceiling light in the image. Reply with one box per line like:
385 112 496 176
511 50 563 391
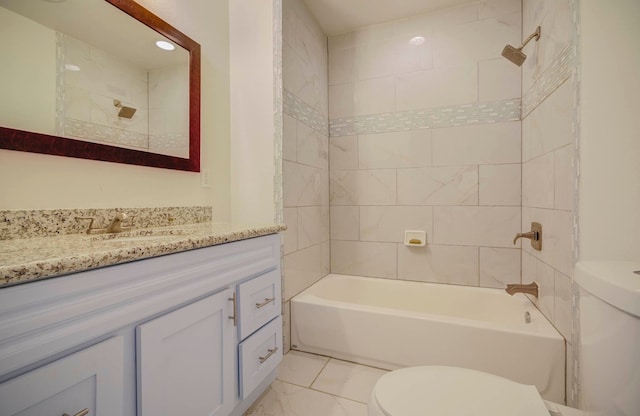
155 40 175 51
65 64 80 71
408 36 425 46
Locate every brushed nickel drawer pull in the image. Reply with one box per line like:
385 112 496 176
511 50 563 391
259 347 278 364
63 409 89 416
228 292 237 327
255 297 275 309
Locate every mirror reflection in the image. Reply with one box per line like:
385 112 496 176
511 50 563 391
0 0 191 158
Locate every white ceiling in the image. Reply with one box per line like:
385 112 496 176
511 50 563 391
303 0 474 35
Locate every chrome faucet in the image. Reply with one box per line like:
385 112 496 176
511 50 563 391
505 282 538 298
105 212 128 233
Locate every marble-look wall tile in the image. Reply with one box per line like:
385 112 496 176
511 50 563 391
284 244 323 301
532 257 555 322
329 47 357 86
360 206 433 243
479 164 521 206
358 130 431 169
522 207 573 277
396 65 477 111
522 0 573 92
298 206 329 249
283 113 297 162
297 122 328 169
397 166 478 205
479 58 522 102
397 244 479 286
554 144 574 211
330 170 396 205
283 207 298 254
433 206 521 247
330 206 359 241
522 79 573 162
432 12 520 69
321 240 331 276
329 136 358 170
284 161 325 207
522 152 555 209
354 76 396 116
554 270 572 340
331 240 397 278
479 247 521 288
329 83 355 119
432 122 521 166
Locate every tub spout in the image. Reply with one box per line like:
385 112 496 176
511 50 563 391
505 282 538 298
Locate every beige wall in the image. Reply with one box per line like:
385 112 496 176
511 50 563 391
0 0 231 219
578 0 640 261
229 0 276 225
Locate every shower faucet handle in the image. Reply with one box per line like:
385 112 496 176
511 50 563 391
513 222 542 251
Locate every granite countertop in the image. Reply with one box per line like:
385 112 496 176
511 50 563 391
0 222 286 288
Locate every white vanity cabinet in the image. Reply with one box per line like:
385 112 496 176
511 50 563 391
137 289 236 416
0 336 124 416
0 234 282 416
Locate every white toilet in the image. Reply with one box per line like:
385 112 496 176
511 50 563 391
369 261 640 416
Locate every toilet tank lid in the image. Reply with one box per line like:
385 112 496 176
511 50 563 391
575 261 640 317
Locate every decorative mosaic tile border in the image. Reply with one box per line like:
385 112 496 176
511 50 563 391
64 118 150 149
283 89 329 137
274 0 284 225
0 206 212 240
329 98 521 137
522 44 577 118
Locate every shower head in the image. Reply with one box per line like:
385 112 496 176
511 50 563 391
113 100 137 119
502 26 541 66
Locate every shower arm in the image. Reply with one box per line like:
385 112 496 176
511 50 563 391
518 26 541 51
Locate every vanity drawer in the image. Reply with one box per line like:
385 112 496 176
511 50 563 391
238 316 282 399
237 269 281 339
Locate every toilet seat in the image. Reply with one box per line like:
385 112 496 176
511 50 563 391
369 366 582 416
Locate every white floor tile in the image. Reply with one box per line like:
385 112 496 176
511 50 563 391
276 351 330 387
311 359 387 403
245 380 368 416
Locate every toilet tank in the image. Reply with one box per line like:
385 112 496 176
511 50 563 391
575 261 640 416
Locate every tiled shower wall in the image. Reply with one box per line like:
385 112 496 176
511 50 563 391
281 0 329 352
328 2 524 287
521 0 577 405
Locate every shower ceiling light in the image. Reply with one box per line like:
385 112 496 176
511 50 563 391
409 36 425 46
155 40 175 51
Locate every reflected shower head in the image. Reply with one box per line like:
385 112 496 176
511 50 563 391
113 100 137 119
502 26 541 66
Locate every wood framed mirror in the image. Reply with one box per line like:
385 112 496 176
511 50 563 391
0 0 201 172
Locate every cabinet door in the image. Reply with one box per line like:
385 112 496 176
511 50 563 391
137 289 236 416
0 336 124 416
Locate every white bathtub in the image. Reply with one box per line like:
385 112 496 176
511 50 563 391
291 274 565 403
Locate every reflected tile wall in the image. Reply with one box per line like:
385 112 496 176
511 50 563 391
282 0 329 323
328 1 523 289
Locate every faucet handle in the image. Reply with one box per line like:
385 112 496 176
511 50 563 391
75 216 96 234
513 222 542 251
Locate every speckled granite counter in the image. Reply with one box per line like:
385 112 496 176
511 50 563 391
0 222 285 287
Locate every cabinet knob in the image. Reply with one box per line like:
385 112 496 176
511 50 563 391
255 297 275 309
62 409 89 416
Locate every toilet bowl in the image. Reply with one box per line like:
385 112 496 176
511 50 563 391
368 366 583 416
